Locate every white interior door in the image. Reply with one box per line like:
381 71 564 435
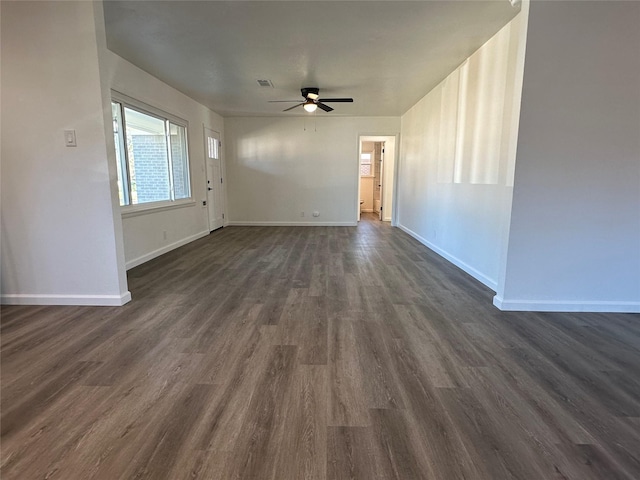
379 144 385 220
375 142 384 220
205 128 224 231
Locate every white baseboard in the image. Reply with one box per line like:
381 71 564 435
227 221 357 227
126 230 210 270
396 223 498 291
493 296 640 313
361 209 374 213
1 291 132 306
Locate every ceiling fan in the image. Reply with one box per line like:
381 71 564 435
270 87 353 113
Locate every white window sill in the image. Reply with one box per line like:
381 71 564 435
121 199 196 218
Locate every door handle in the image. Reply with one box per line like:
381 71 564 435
208 187 213 191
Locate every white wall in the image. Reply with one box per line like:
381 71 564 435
224 116 400 225
102 51 225 268
396 11 527 290
1 1 130 306
497 1 640 312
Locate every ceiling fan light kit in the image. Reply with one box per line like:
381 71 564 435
303 100 317 113
270 87 353 113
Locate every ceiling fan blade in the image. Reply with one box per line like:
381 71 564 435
316 102 333 112
283 103 304 112
318 98 353 103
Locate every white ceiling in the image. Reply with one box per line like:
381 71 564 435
103 1 519 117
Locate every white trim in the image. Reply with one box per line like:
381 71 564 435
493 296 640 313
1 292 132 306
126 230 209 270
121 199 196 218
227 221 357 227
397 223 498 291
361 209 374 213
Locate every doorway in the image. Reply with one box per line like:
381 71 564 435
357 135 397 223
204 127 224 231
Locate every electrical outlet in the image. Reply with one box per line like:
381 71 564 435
312 211 320 217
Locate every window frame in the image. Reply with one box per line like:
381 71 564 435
360 152 374 178
111 91 194 216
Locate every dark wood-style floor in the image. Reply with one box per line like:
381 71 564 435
2 214 639 479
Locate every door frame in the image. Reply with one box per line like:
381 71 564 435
356 134 399 225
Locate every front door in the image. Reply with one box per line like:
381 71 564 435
205 128 224 231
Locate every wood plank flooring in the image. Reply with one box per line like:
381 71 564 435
2 213 640 479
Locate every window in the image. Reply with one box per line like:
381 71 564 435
207 134 219 160
360 152 372 176
111 95 191 207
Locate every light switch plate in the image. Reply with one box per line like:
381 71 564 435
64 130 77 147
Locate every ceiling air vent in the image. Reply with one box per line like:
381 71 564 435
257 79 274 88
